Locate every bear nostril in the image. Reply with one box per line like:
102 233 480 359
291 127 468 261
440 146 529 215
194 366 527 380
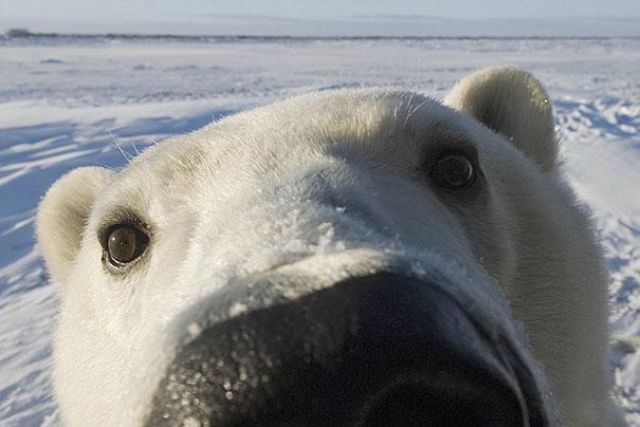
357 378 522 427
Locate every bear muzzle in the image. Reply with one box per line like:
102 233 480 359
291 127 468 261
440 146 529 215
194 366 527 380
145 271 553 426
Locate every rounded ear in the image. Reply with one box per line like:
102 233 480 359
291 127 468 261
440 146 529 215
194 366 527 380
444 67 557 172
36 167 114 286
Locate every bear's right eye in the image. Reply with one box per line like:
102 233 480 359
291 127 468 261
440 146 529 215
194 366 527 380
103 224 149 268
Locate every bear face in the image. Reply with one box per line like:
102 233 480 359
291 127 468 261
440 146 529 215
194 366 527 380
37 68 614 426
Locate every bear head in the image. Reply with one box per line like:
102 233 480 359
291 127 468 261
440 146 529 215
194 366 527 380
37 68 612 426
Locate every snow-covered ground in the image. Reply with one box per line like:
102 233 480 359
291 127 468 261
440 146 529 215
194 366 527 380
0 36 638 426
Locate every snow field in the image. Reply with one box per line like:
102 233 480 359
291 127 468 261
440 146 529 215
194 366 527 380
0 37 638 425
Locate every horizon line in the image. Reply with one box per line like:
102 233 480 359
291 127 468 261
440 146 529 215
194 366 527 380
3 30 640 41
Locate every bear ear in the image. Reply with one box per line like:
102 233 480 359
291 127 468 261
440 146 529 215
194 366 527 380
444 67 557 172
36 167 114 286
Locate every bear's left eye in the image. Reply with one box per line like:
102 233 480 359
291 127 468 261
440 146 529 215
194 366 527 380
430 151 477 190
104 224 149 268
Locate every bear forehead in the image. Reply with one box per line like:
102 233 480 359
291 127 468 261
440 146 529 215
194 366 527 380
124 89 486 180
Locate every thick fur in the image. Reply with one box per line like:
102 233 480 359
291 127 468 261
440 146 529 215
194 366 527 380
37 68 617 426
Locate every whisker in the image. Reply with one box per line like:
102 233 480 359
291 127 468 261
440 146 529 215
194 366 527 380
108 132 133 164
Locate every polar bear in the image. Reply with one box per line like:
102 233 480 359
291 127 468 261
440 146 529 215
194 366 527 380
37 68 620 426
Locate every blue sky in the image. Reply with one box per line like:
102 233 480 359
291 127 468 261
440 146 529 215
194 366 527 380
1 0 639 36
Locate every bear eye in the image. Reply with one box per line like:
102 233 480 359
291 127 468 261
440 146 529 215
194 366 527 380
431 151 477 190
105 224 149 267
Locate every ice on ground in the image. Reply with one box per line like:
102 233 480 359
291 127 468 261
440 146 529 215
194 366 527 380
0 36 639 426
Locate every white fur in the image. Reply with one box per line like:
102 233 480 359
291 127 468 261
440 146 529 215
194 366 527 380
445 67 558 172
37 68 618 426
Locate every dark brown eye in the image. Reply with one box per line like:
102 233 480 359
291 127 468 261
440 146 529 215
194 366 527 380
431 152 476 189
106 224 149 266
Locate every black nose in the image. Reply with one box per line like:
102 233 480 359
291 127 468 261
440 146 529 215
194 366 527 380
146 273 536 426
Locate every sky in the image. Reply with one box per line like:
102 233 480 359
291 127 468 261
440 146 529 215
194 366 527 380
1 0 640 37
